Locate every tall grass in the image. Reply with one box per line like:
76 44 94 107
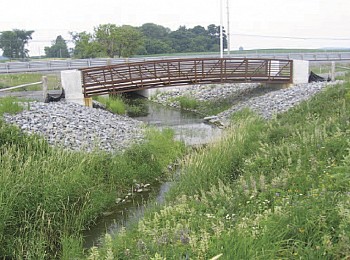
95 95 149 117
95 95 126 115
0 111 185 259
173 95 199 110
0 97 25 116
92 79 350 259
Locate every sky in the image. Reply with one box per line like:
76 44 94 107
1 0 350 56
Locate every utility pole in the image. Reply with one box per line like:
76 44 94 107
227 0 231 55
220 0 224 58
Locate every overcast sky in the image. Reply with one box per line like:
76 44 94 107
1 0 350 56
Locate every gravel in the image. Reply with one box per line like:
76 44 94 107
3 101 145 153
153 83 261 107
217 81 342 121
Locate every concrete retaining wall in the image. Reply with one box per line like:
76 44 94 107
61 70 85 105
292 60 309 84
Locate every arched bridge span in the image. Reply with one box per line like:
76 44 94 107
80 58 293 97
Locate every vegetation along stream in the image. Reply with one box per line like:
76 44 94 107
2 76 350 258
83 98 222 249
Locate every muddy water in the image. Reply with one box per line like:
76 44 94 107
83 102 222 248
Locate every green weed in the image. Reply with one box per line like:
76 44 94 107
174 95 199 110
95 95 126 115
92 81 350 259
0 121 185 258
95 95 149 116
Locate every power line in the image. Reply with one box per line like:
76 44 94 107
24 35 350 43
230 33 350 41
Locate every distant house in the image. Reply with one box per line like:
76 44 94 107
0 56 8 61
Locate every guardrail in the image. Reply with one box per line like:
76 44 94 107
0 52 350 74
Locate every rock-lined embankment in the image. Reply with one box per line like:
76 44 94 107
151 81 342 122
3 101 145 153
218 81 342 120
153 83 261 106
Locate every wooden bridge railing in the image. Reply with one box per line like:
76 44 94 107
80 58 293 97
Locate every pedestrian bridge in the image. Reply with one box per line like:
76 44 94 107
79 58 295 97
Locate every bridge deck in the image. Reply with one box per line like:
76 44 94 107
80 58 293 97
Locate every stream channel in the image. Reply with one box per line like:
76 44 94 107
83 100 223 248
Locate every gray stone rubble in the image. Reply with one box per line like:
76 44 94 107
3 101 145 153
151 81 342 123
217 81 341 121
152 83 261 107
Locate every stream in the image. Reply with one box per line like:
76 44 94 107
83 101 222 248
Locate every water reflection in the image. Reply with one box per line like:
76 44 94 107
135 102 222 145
83 181 173 249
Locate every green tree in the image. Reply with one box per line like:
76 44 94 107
71 23 228 58
169 26 193 52
44 35 70 58
0 29 34 59
142 39 173 55
70 31 103 58
139 23 171 39
168 24 227 53
139 23 173 54
190 25 208 36
115 25 144 58
94 24 144 58
207 24 227 50
190 26 212 52
94 24 120 58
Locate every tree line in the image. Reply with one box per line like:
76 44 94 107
0 29 34 59
0 23 227 59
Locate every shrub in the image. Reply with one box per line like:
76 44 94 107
107 97 126 115
175 95 199 110
92 82 350 259
95 95 126 115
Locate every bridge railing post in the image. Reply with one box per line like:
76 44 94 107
331 61 336 81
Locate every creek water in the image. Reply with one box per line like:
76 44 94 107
83 101 222 248
134 102 222 146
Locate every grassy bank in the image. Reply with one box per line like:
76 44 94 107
0 73 60 90
92 78 350 259
0 98 185 259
